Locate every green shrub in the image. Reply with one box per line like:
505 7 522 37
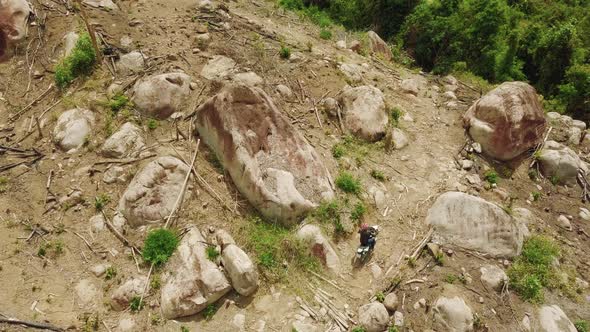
351 327 367 332
319 29 332 40
279 44 291 59
129 296 144 312
150 274 161 290
94 193 111 211
142 229 180 266
508 235 560 302
108 94 131 113
575 320 589 332
147 119 159 130
54 32 97 89
445 274 457 284
388 327 399 332
335 172 361 194
332 144 345 159
206 246 220 261
350 202 366 222
105 266 117 280
375 292 384 302
370 170 385 181
484 170 499 185
180 326 190 332
389 108 402 127
315 200 340 223
532 191 541 201
203 303 217 320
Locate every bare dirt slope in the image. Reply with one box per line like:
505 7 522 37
1 0 589 331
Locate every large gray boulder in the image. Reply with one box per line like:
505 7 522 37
426 192 525 257
433 296 474 332
537 305 576 332
296 224 340 273
161 228 231 319
463 82 546 161
132 72 191 119
194 84 334 225
101 122 145 158
358 302 389 332
53 108 95 153
1 0 31 45
337 85 389 142
221 244 259 296
367 31 392 61
118 157 190 226
538 140 588 185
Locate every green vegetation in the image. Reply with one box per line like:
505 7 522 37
532 191 541 201
370 169 385 181
180 326 190 332
434 252 445 266
444 274 458 284
332 144 345 159
550 175 560 186
331 135 375 165
241 216 320 282
129 296 144 312
508 235 560 303
108 94 132 113
350 202 366 222
319 28 333 40
150 274 161 290
528 169 539 181
55 32 97 89
206 246 220 261
142 229 180 267
37 240 64 258
278 0 590 120
484 170 499 185
203 303 217 320
279 44 291 59
335 172 361 194
388 327 399 332
351 328 367 332
105 266 117 280
375 291 385 303
94 193 111 211
575 320 589 332
0 176 8 193
147 118 159 130
389 107 402 127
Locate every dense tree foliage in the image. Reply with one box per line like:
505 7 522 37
281 0 590 119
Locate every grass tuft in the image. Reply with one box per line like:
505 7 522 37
94 193 111 211
484 170 499 185
206 246 220 261
55 32 97 89
335 172 361 194
575 320 589 332
279 44 291 59
319 29 332 40
389 107 403 127
129 296 144 312
142 229 180 267
203 303 217 320
370 170 385 181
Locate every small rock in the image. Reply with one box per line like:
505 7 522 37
336 40 346 49
579 207 590 221
472 143 482 154
117 51 145 75
370 264 382 279
480 265 508 291
232 313 246 331
111 277 147 311
321 97 339 118
461 159 474 170
478 296 484 303
103 166 127 184
522 315 532 331
117 316 135 332
276 84 293 98
558 215 572 231
90 214 106 233
292 321 318 332
383 292 399 312
394 311 404 327
232 71 264 87
90 264 110 277
358 302 389 332
576 277 589 290
75 279 99 306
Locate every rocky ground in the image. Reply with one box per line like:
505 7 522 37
1 0 590 331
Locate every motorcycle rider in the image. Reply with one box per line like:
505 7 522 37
359 223 377 250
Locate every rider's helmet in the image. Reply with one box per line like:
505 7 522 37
360 223 369 231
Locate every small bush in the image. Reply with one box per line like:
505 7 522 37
150 274 161 290
315 200 340 223
370 170 385 181
484 170 499 185
129 296 144 312
206 246 220 261
508 235 560 302
142 229 180 267
108 94 131 113
203 303 217 320
352 327 367 332
180 326 189 332
0 176 8 193
105 266 117 280
575 320 589 332
147 119 159 130
319 29 332 40
350 202 366 222
94 193 111 211
528 169 539 181
332 144 345 159
54 32 97 89
532 191 541 201
279 44 291 59
445 274 457 284
388 327 399 332
434 252 445 266
550 175 560 185
389 108 403 127
375 292 384 302
38 240 65 258
335 172 361 194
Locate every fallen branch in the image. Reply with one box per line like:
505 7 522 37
100 210 140 253
9 84 54 122
529 126 553 168
0 317 63 331
308 270 343 291
93 153 156 166
409 228 433 260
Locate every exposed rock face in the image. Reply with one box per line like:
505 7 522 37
101 122 145 158
194 84 334 225
433 296 474 332
201 55 236 80
337 85 389 142
367 31 392 61
537 305 576 332
132 72 191 119
221 244 259 296
463 82 546 161
161 228 231 319
538 140 588 185
296 224 340 273
53 108 95 153
118 157 190 226
426 192 525 257
0 0 31 44
117 51 144 75
357 302 389 332
111 277 147 311
479 265 508 291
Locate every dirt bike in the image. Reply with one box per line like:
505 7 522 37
354 225 379 264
